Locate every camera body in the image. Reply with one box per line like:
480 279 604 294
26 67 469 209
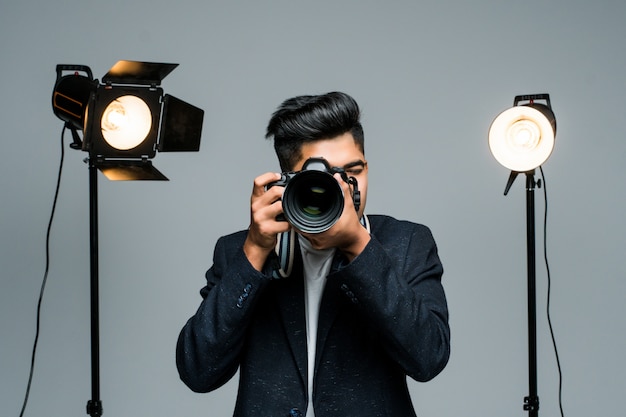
268 157 360 234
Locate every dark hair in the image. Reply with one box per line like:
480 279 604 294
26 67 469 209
265 91 364 171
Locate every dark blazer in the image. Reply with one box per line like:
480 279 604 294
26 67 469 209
176 215 450 417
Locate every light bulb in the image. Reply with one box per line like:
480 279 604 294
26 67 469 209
101 95 152 150
508 119 540 150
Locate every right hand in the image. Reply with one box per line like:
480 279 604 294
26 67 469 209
243 172 291 271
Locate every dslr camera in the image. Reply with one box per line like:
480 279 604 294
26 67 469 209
268 157 361 234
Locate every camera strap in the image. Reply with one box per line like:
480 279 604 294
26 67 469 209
272 214 371 279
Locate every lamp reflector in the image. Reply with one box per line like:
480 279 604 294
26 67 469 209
488 104 555 172
100 95 153 151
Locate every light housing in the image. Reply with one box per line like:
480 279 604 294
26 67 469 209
86 85 162 159
488 94 556 172
52 60 204 180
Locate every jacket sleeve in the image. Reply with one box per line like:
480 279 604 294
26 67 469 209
175 232 273 392
330 219 450 382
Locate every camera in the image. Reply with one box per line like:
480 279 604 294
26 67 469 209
268 157 361 234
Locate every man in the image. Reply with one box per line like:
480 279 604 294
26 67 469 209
176 92 450 417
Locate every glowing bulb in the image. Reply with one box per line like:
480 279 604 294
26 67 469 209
488 105 555 172
101 95 152 150
508 119 541 150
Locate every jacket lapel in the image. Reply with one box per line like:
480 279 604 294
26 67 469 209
313 256 344 373
314 216 371 371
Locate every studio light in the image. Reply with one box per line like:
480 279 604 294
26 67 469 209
489 94 556 174
52 60 204 180
488 94 557 417
50 60 204 417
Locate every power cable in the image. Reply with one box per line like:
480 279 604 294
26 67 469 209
18 124 67 417
540 166 565 417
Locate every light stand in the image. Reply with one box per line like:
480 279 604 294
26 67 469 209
52 60 204 416
489 94 556 417
87 160 102 417
523 171 539 417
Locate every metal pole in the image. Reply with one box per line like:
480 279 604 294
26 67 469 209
87 160 103 417
524 172 539 417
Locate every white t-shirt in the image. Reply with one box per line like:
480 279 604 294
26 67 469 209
298 235 335 417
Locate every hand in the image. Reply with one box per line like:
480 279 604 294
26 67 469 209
298 173 370 260
243 172 291 271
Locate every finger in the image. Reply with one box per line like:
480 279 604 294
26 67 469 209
252 172 282 197
334 172 351 190
250 201 290 243
265 199 285 222
333 173 353 205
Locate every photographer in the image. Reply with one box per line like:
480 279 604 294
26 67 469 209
176 92 450 417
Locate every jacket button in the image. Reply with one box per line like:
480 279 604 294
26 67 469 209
340 284 358 304
236 284 253 308
289 408 302 417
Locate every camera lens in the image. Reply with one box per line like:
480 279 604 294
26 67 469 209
282 170 344 234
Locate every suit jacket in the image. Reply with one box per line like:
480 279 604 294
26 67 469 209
176 215 450 417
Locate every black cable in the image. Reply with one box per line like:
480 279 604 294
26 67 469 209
19 124 67 417
540 166 565 417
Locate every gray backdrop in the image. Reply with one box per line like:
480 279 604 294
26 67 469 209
1 1 625 416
